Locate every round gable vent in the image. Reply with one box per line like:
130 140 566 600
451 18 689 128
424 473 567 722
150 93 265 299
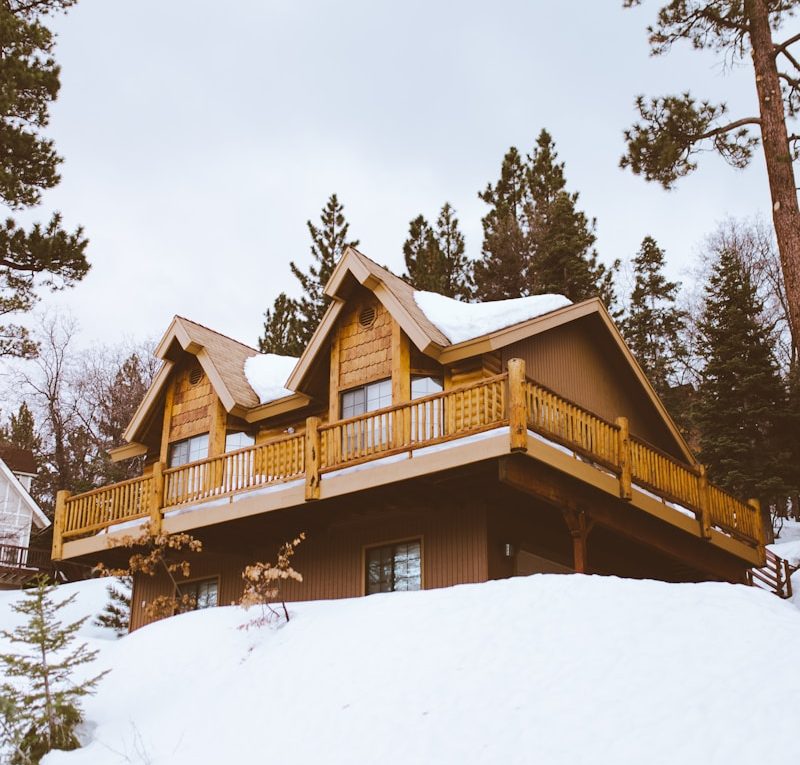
359 306 376 328
189 366 203 385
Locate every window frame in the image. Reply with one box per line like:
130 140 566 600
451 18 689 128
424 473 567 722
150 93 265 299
225 430 255 453
175 575 220 613
168 433 210 468
362 536 424 596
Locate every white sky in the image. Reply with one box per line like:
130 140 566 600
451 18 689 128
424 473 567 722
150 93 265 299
16 0 786 350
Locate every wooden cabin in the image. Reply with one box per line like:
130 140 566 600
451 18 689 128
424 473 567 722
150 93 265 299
52 248 766 630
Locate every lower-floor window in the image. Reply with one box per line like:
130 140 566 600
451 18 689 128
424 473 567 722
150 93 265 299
177 577 219 611
365 539 422 594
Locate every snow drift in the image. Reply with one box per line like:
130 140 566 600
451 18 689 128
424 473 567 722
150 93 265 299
243 352 297 404
1 575 798 765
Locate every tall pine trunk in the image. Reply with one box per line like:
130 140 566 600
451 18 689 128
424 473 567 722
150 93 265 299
748 0 800 351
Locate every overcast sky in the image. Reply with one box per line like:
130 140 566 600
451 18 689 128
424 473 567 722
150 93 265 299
19 0 784 350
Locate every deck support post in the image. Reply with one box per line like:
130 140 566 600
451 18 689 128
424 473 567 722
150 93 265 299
563 508 591 574
697 465 712 539
615 416 632 501
52 490 71 561
150 462 165 534
305 416 321 501
749 497 767 567
508 358 527 452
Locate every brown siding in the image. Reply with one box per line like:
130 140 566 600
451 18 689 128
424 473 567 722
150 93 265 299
130 491 488 631
501 316 680 457
338 293 392 391
168 363 216 443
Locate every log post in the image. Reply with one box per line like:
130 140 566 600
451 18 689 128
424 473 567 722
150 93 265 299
697 465 712 540
52 490 71 561
305 416 321 501
563 508 590 574
508 358 527 452
615 416 632 501
749 497 767 567
150 462 165 534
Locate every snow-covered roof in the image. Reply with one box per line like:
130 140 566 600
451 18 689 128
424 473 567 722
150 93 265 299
413 291 572 345
243 353 298 404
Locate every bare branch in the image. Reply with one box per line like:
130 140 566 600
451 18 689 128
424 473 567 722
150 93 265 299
774 32 800 58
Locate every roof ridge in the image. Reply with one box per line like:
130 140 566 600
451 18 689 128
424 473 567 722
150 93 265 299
174 315 261 354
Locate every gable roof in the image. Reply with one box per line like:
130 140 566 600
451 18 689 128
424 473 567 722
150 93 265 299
286 248 695 464
0 457 49 530
0 446 36 476
119 248 694 466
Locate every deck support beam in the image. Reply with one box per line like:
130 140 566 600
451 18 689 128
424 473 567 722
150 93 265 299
562 508 592 574
52 490 70 561
507 358 527 452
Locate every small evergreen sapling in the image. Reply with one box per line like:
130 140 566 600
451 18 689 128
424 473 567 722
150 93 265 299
0 577 108 764
93 576 132 637
240 533 305 627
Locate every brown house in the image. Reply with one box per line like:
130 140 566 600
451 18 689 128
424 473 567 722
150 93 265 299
52 249 767 630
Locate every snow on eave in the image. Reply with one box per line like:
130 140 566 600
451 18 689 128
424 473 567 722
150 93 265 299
243 353 299 405
413 291 573 345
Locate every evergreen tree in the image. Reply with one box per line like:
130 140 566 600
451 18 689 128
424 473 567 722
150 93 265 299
474 130 617 305
94 576 131 638
694 246 792 506
257 293 304 356
0 577 107 763
1 1 90 358
403 204 473 299
290 194 359 345
621 237 686 396
0 403 40 455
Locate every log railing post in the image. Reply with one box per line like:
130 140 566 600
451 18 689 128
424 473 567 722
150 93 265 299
749 497 767 566
305 416 321 501
52 490 70 561
508 358 527 452
615 416 632 501
150 462 165 534
697 465 712 539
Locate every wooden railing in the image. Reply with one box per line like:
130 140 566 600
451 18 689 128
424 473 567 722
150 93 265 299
163 434 304 508
747 548 796 599
0 543 51 571
519 372 763 553
318 375 507 471
52 357 764 562
61 474 153 541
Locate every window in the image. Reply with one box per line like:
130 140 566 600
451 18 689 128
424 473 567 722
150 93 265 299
177 577 219 612
411 375 444 441
225 431 254 452
365 540 422 595
168 434 209 467
340 379 393 454
340 379 392 419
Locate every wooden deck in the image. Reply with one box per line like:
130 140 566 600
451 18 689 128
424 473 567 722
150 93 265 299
52 359 765 565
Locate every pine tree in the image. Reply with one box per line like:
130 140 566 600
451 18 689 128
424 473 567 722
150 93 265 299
0 577 108 763
0 403 40 454
290 194 359 345
403 204 473 299
621 237 686 397
694 246 792 506
93 576 131 638
474 130 617 304
258 293 304 356
1 1 90 358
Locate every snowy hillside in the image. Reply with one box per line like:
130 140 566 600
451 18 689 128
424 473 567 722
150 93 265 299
1 575 799 765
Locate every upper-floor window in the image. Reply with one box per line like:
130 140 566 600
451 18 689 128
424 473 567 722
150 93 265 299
341 378 392 419
169 434 209 468
225 431 255 452
411 375 443 399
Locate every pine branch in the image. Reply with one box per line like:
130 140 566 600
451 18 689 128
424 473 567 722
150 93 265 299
773 32 800 58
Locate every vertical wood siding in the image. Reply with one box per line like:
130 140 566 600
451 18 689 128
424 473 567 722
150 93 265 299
501 317 680 457
130 493 488 631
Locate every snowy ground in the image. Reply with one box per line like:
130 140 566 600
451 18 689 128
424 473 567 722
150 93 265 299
1 574 799 765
